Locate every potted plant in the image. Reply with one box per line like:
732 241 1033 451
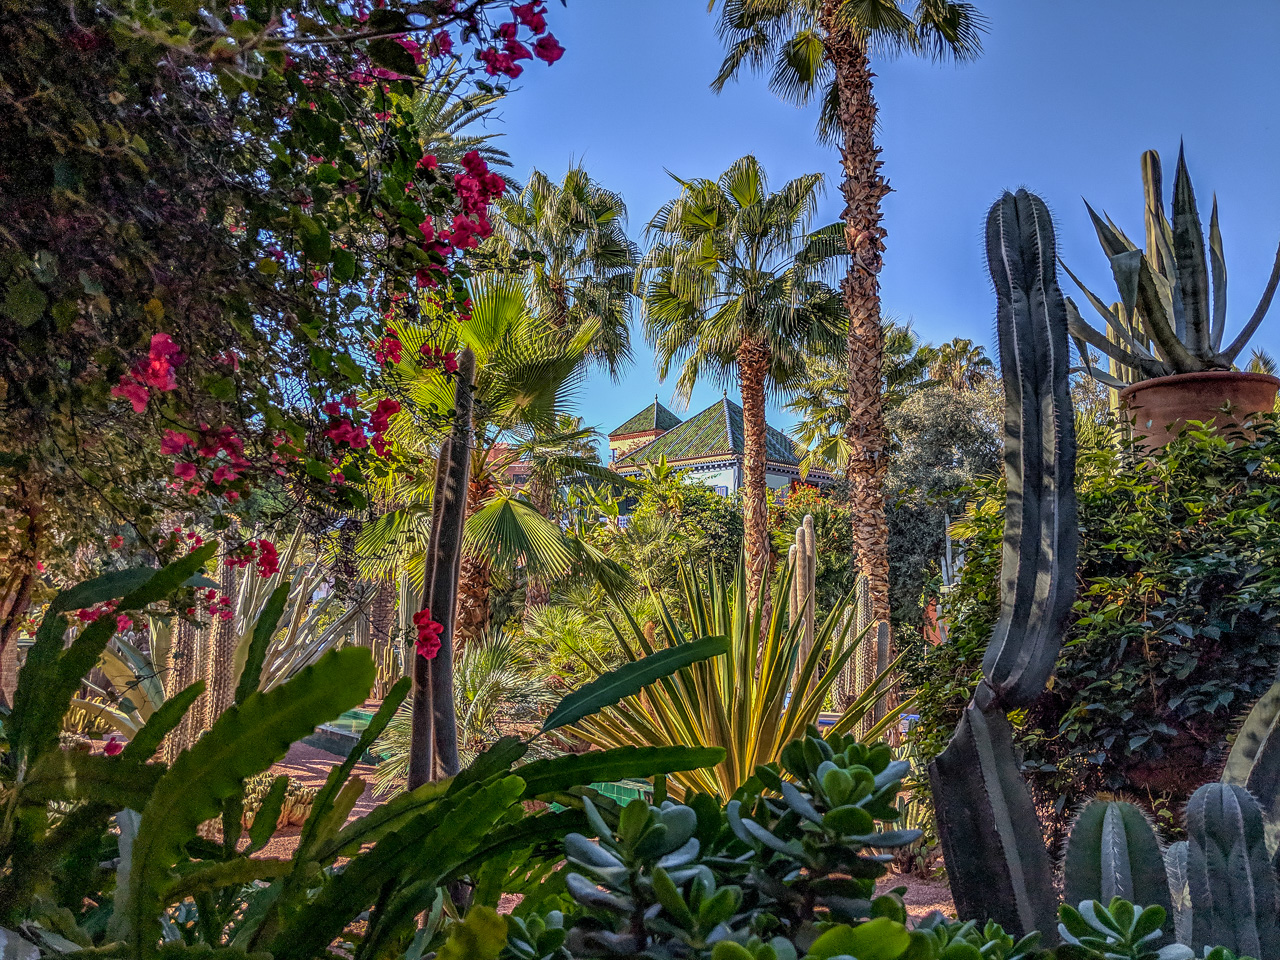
1064 145 1280 446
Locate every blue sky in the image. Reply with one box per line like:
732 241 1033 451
488 0 1280 449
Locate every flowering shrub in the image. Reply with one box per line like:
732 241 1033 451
0 0 569 691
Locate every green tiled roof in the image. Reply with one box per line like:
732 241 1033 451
617 396 802 468
609 398 683 437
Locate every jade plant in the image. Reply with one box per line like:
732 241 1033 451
1065 146 1280 388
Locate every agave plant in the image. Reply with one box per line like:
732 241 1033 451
570 557 910 799
1066 146 1280 389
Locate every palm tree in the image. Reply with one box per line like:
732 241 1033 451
411 66 516 183
639 155 847 608
487 166 640 377
710 0 985 628
929 336 993 390
787 320 936 477
376 277 625 642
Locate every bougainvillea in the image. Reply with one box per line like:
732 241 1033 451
0 0 568 696
413 609 445 659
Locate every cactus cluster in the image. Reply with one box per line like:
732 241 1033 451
787 513 817 691
928 191 1280 956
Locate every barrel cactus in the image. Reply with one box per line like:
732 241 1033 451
1063 798 1173 941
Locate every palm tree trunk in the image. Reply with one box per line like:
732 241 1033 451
823 17 893 704
738 338 772 613
454 473 495 644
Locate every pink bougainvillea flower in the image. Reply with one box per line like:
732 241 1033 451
412 609 444 659
533 34 564 64
429 30 453 57
108 534 124 549
497 20 518 40
373 333 403 365
116 613 133 632
111 379 150 412
512 1 547 33
160 429 194 455
103 734 125 756
173 461 198 481
504 38 532 61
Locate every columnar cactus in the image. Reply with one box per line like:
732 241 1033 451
928 190 1078 939
1063 799 1173 940
788 514 816 690
1222 668 1280 850
1186 782 1280 960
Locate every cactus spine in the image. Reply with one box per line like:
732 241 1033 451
1063 799 1173 940
928 190 1078 939
1186 782 1280 960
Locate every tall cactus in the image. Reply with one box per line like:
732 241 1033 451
928 190 1078 939
1186 782 1280 960
1063 799 1173 941
788 514 816 691
1223 667 1280 854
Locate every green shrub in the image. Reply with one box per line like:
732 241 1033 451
907 416 1280 829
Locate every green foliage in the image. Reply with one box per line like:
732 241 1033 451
1057 899 1191 960
577 468 745 602
570 558 902 798
1 554 733 960
908 416 1280 820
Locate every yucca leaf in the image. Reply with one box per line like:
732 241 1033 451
1171 146 1211 354
234 582 291 704
542 636 728 732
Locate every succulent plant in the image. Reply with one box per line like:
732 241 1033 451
1057 898 1191 960
1186 782 1280 960
1063 799 1173 940
1066 146 1280 388
928 189 1077 939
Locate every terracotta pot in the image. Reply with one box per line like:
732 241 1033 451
1119 370 1280 448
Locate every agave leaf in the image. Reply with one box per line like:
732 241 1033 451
542 635 728 732
1208 196 1229 351
1222 240 1280 364
1171 146 1212 355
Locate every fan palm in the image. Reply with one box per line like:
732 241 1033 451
710 0 985 631
488 166 640 377
639 155 847 609
929 337 993 391
370 277 627 641
787 320 936 477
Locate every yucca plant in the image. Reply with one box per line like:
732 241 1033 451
570 556 910 799
1066 146 1280 390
